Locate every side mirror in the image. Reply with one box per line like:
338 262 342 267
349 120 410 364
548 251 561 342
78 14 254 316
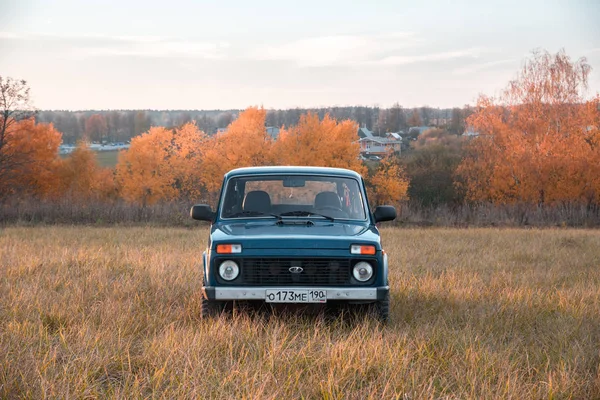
373 205 396 223
190 204 215 221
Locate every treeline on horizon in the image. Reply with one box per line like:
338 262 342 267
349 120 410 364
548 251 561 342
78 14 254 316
2 49 600 227
36 104 471 145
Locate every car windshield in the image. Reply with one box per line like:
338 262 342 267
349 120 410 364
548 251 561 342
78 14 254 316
220 175 367 220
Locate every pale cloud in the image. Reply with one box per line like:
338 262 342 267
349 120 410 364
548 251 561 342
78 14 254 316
251 32 421 67
0 31 21 39
371 48 486 66
0 31 230 59
452 59 516 75
82 40 229 59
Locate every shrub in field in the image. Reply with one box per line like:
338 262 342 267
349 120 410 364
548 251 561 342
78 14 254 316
402 129 465 207
51 142 117 201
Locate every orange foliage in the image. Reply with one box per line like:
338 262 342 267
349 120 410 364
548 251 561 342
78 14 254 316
457 50 600 205
274 113 366 175
201 107 274 202
52 142 116 200
367 153 409 206
274 113 408 206
115 108 409 206
115 123 208 205
0 118 62 198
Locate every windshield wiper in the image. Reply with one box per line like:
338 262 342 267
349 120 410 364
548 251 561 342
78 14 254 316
278 210 335 221
226 210 281 219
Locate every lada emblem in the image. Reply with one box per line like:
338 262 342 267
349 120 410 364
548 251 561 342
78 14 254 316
289 266 304 274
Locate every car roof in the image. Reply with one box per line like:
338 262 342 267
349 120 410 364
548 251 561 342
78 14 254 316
225 166 363 179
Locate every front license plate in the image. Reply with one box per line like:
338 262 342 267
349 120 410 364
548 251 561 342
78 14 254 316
265 289 327 303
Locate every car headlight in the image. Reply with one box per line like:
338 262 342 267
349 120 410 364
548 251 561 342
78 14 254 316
219 260 239 281
353 261 373 282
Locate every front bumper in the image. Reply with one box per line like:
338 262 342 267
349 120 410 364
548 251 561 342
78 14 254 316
203 286 389 301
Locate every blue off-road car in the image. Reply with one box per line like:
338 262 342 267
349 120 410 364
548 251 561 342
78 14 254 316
191 166 396 321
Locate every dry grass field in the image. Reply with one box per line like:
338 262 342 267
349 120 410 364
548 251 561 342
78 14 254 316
1 226 599 399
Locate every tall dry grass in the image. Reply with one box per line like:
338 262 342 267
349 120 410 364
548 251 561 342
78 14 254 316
1 226 599 398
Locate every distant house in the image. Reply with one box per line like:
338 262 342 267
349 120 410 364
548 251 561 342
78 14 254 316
356 137 402 156
358 127 374 139
355 126 402 156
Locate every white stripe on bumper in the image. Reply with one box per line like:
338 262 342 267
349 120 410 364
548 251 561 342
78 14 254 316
213 287 381 301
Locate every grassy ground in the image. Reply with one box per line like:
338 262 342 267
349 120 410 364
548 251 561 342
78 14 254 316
1 227 599 398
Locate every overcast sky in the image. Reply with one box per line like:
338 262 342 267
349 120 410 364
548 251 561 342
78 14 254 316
1 0 599 110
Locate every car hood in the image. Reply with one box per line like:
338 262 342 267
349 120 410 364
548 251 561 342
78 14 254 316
210 220 380 250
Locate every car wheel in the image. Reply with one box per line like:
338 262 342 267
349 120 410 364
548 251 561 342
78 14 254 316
374 292 390 323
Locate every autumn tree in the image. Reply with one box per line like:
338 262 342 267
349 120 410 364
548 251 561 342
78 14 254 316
0 77 63 198
386 103 407 133
457 49 600 205
366 153 409 206
202 107 274 203
1 76 34 194
52 142 116 200
169 122 210 200
273 113 366 174
0 118 62 198
420 106 432 126
116 123 208 205
116 127 178 205
85 114 108 142
133 111 151 136
448 108 465 135
407 110 422 127
403 129 465 206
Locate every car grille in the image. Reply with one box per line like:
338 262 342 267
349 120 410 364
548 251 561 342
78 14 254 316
239 258 354 286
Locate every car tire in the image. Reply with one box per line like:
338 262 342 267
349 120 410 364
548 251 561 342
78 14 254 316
374 292 390 323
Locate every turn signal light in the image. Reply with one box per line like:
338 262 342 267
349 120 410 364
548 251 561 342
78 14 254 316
350 245 376 255
216 244 242 254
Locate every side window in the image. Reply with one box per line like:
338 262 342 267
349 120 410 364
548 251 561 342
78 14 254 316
340 181 364 219
222 180 243 215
